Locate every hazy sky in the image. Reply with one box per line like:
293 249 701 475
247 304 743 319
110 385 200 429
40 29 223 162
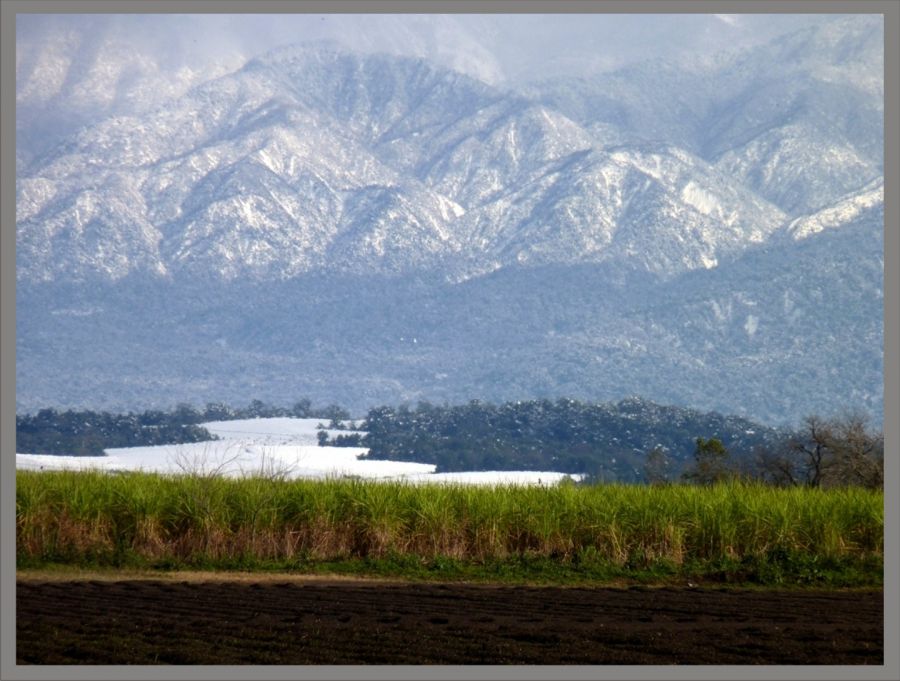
18 13 838 86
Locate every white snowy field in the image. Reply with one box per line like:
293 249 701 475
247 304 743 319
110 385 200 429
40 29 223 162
16 417 584 486
202 417 359 446
398 471 585 485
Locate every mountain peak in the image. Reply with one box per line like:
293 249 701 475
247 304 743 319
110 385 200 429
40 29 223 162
19 43 812 285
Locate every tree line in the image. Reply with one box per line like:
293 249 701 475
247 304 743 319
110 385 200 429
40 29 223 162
15 408 214 456
16 399 351 456
322 398 883 488
667 413 883 489
19 396 882 489
320 397 788 483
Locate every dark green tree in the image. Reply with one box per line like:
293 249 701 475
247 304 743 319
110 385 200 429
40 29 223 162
291 399 313 418
682 437 731 484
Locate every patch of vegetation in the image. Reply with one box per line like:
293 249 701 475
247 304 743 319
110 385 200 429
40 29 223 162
323 397 787 481
15 399 350 456
17 472 883 587
15 408 215 456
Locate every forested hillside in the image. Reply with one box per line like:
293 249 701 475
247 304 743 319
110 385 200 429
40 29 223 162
324 397 785 481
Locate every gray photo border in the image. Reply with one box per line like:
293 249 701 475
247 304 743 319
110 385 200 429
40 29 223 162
2 1 897 680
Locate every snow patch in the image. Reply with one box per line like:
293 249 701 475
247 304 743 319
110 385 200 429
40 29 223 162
711 299 731 322
787 182 883 240
681 181 722 217
744 314 759 337
699 253 718 269
436 194 466 221
395 471 585 486
17 418 584 486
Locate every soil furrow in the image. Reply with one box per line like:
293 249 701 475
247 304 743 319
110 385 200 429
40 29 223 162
17 579 883 665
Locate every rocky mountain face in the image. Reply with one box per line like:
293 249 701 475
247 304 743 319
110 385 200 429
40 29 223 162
15 16 884 428
530 15 883 217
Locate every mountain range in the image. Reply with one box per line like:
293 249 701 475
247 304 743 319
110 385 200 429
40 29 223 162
15 15 884 428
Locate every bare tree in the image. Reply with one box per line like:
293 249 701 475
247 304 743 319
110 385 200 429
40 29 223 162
824 413 883 488
643 446 672 485
753 443 803 487
753 414 883 488
239 448 298 481
790 415 831 487
168 443 243 478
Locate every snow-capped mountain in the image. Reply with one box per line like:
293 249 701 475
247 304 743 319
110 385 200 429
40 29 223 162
15 15 247 172
784 178 884 240
17 44 792 284
15 15 884 428
529 15 883 216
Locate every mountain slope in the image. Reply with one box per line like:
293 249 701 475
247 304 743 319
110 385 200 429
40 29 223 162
15 184 882 426
528 15 883 216
14 20 884 430
17 45 790 284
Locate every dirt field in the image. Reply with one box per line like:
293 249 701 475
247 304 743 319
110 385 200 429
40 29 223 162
16 577 883 665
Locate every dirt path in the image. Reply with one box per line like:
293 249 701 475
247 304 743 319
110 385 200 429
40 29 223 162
17 579 882 664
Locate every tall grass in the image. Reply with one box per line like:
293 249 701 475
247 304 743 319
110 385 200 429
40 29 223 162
16 471 883 584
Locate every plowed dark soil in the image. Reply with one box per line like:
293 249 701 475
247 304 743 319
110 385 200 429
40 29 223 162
16 578 882 665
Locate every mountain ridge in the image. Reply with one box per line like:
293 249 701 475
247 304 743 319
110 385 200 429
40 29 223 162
15 18 884 429
18 43 811 284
